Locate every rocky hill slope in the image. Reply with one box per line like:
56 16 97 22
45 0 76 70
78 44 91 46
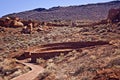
3 1 120 21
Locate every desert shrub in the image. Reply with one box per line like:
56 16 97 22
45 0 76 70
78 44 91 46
37 70 50 80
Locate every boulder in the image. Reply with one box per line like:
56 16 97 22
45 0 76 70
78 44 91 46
10 20 24 28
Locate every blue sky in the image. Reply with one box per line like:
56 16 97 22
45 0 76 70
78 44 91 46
0 0 112 17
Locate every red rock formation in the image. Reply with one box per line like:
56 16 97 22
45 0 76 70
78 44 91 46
0 17 12 27
10 20 24 28
107 8 120 23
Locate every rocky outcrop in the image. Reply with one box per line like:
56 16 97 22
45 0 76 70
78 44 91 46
0 17 23 28
0 17 51 34
107 8 120 23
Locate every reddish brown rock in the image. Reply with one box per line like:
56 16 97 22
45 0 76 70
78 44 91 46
107 8 120 23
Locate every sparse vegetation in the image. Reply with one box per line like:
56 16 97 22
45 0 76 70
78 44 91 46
0 1 120 80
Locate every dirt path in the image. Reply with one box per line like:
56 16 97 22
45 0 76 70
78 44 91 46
11 60 44 80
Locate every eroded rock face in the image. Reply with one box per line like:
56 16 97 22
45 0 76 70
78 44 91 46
0 17 24 28
107 8 120 23
10 20 24 28
0 17 12 27
0 17 42 34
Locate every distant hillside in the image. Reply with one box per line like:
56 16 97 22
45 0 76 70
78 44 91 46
3 1 120 21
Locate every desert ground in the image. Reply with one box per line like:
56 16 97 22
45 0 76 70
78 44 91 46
0 15 119 80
